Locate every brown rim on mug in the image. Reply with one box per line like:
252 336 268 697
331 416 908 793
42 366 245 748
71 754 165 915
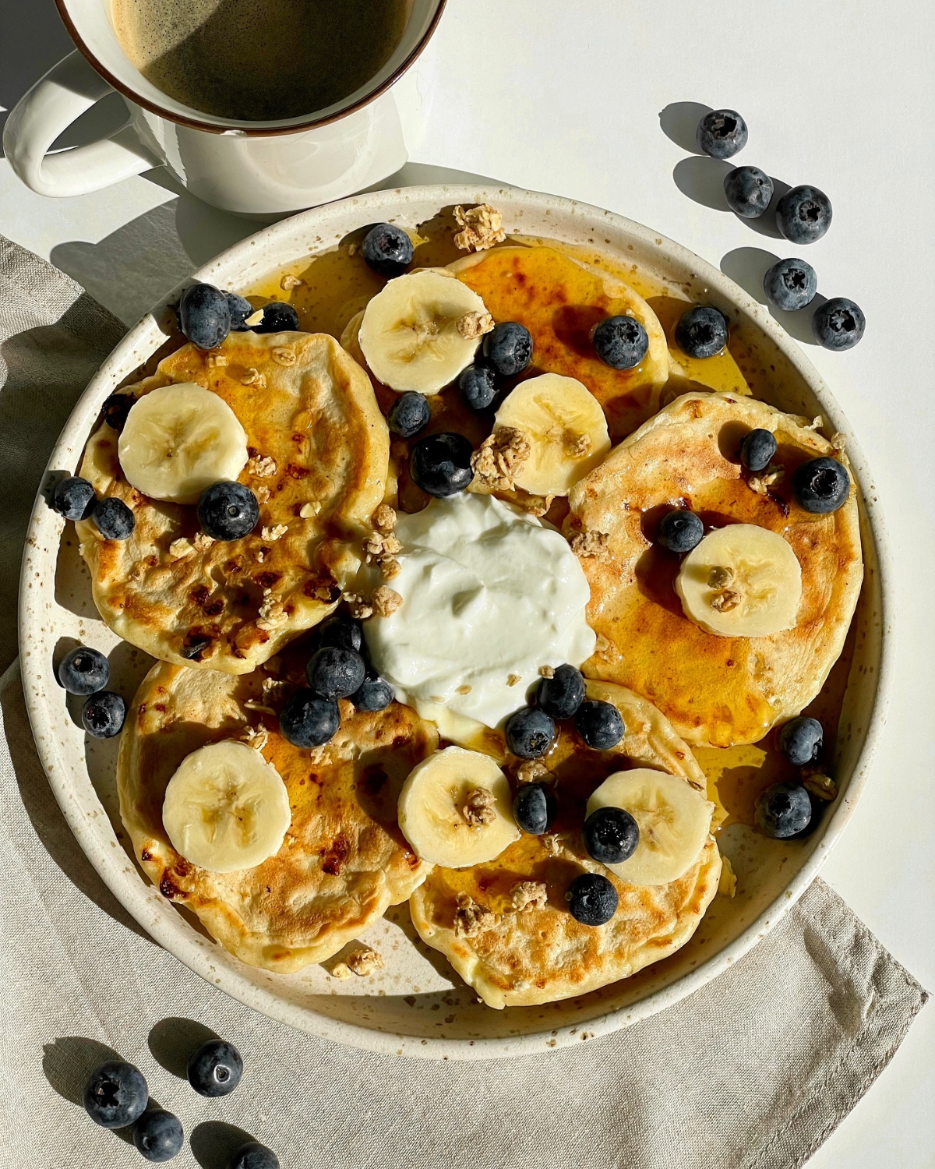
53 0 447 136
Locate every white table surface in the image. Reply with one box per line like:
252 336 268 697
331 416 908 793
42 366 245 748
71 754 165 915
2 1 933 1164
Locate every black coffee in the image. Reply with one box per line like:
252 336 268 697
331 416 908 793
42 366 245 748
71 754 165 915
111 0 412 121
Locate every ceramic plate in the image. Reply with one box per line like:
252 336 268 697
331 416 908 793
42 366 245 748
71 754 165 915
19 186 891 1058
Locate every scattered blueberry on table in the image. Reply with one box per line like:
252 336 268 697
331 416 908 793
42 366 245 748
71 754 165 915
583 806 640 865
187 1038 243 1098
93 497 135 540
574 699 624 751
566 872 618 925
536 664 585 720
306 645 367 700
513 782 557 835
82 691 127 739
778 716 824 766
755 782 812 838
409 432 474 497
775 184 832 245
228 1142 280 1169
505 706 556 759
57 645 110 696
592 315 649 370
361 222 414 278
791 457 851 514
739 428 778 473
131 1109 184 1163
52 475 96 520
674 305 729 359
197 481 259 540
279 688 341 748
763 258 818 312
657 509 704 554
812 297 865 351
482 321 533 377
388 391 431 437
458 363 500 410
83 1060 149 1129
723 165 774 218
696 109 748 159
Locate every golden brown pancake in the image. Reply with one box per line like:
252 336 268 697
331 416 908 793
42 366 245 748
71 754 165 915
566 392 863 747
77 331 389 674
117 636 437 972
410 680 720 1008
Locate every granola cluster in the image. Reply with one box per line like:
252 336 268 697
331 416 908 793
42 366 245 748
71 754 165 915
453 204 507 252
461 787 496 827
454 893 494 938
469 427 530 492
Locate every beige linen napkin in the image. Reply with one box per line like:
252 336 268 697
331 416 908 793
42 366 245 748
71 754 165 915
0 235 927 1169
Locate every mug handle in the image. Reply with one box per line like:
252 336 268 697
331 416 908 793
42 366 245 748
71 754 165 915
3 51 160 198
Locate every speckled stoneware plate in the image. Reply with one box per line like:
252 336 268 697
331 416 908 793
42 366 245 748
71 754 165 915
19 186 891 1059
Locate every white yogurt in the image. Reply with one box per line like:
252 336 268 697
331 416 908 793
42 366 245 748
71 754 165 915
364 494 595 730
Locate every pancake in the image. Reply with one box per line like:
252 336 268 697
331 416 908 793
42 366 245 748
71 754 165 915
449 245 670 442
409 680 721 1009
117 636 437 972
77 331 390 674
566 392 863 747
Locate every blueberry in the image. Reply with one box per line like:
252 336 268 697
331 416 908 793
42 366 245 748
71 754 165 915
279 688 340 748
696 109 748 159
582 806 640 865
83 1060 148 1129
566 872 618 926
512 782 557 835
410 432 474 497
592 315 649 370
52 475 95 521
675 306 729 359
775 185 832 245
792 457 851 514
657 509 704 553
179 283 231 350
197 481 259 540
574 700 624 750
755 782 812 838
739 428 778 473
812 298 865 351
458 363 500 410
361 223 414 278
350 672 394 712
778 716 824 766
306 645 366 699
388 391 431 437
252 302 300 334
536 664 585 720
57 645 110 695
92 496 135 540
226 291 256 331
317 615 363 653
505 707 556 759
132 1109 184 1162
228 1142 280 1169
723 166 774 218
482 321 533 377
187 1038 243 1098
763 258 818 312
81 691 127 738
102 392 135 432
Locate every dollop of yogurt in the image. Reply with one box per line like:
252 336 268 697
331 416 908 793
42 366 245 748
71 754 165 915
364 494 595 731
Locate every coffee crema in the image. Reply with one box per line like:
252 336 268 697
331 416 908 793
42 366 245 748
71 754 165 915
110 0 412 121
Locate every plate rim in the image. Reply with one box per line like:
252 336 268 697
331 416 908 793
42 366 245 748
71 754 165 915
18 183 894 1059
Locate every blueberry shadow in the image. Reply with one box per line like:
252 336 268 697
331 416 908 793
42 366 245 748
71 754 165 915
672 156 733 211
190 1121 264 1169
148 1017 220 1081
658 101 712 154
720 246 827 345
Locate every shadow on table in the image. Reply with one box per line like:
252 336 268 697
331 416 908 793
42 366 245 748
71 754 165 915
190 1122 266 1169
148 1017 220 1080
658 100 712 153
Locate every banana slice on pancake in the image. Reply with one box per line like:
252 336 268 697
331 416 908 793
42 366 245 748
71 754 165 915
587 769 714 886
398 747 519 867
358 269 492 394
118 383 248 504
493 373 611 496
162 740 290 873
675 524 803 638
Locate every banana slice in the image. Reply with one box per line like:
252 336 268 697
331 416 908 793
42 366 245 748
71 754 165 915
587 769 714 886
358 269 492 394
118 383 248 504
397 746 519 868
675 524 802 638
162 740 291 873
493 373 611 496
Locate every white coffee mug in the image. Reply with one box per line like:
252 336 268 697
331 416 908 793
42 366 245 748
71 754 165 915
3 0 445 215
